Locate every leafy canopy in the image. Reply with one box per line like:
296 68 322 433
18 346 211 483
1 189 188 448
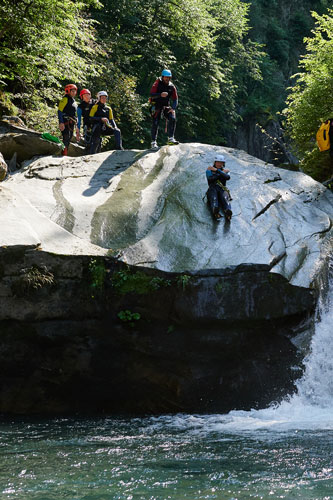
286 8 333 179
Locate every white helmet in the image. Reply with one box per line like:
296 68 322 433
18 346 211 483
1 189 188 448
97 91 108 100
214 154 226 163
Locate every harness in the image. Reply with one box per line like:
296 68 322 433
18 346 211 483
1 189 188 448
216 180 232 201
149 78 175 116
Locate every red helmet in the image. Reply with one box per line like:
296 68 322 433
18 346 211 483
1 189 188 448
79 88 91 99
64 84 77 95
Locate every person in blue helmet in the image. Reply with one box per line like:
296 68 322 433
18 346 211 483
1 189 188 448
149 69 178 149
206 154 232 222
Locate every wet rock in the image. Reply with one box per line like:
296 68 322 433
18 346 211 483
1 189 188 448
0 249 314 414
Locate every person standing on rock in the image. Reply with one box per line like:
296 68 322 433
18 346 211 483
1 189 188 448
76 88 96 154
89 91 123 154
58 84 78 156
206 154 232 222
149 69 178 149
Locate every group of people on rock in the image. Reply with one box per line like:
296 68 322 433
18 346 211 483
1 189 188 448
57 69 179 156
58 85 123 156
58 70 231 221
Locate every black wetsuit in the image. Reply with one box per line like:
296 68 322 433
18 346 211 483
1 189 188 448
89 101 123 153
77 99 96 151
206 168 231 215
150 78 178 140
58 95 77 151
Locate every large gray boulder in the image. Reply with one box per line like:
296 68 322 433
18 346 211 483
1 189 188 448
7 143 333 287
0 119 85 163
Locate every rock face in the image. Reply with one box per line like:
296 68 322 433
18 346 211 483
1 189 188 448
0 152 7 181
1 143 332 415
0 119 85 164
8 143 333 287
229 119 298 166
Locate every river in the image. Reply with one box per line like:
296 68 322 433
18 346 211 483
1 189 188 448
1 271 333 499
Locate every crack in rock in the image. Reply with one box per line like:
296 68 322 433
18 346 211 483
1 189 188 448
252 194 282 221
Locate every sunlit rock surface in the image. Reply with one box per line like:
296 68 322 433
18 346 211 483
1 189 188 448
7 143 333 287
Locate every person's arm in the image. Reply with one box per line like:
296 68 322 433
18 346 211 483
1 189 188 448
58 97 68 131
77 106 82 130
171 86 178 110
150 79 169 99
206 169 220 183
216 170 230 181
108 108 117 128
89 104 102 122
76 106 82 140
206 169 230 183
150 79 161 98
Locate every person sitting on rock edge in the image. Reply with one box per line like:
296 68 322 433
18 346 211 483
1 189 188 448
206 154 232 222
58 84 78 156
89 91 123 154
76 88 96 153
149 69 178 149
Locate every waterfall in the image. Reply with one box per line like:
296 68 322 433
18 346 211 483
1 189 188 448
295 277 333 409
196 263 333 432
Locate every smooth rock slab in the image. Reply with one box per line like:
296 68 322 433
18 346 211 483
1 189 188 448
7 143 333 287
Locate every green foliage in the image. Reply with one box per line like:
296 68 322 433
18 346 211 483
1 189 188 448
118 309 141 320
117 309 141 327
177 274 192 290
89 258 106 297
12 266 54 296
0 0 102 130
111 268 171 295
239 0 329 123
285 9 333 179
0 0 328 154
91 0 262 146
0 0 102 87
0 90 18 116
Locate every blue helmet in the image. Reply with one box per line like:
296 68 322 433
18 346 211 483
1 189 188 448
161 69 172 78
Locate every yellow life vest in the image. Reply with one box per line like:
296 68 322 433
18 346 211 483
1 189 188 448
316 121 331 152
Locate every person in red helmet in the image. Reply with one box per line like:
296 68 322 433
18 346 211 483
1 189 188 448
76 88 96 153
58 84 78 155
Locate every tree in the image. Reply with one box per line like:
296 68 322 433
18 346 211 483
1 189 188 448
91 0 262 146
286 9 333 180
0 0 101 132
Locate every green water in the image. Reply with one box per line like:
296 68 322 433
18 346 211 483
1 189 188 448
1 415 333 500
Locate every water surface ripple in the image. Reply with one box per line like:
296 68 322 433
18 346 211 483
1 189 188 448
1 416 333 499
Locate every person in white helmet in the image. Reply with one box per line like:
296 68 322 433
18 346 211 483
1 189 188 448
206 154 232 221
89 91 123 153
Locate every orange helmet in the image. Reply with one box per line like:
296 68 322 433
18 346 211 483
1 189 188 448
65 84 77 95
79 88 91 99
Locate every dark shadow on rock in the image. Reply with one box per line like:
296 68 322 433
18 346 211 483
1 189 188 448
82 149 158 197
